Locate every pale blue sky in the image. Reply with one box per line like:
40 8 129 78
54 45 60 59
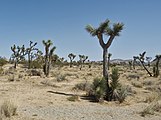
0 0 161 61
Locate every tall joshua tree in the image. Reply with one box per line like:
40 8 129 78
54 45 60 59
133 56 137 69
26 41 38 69
42 40 56 77
68 53 76 67
153 55 161 77
135 51 152 76
108 53 112 70
79 55 88 70
11 44 26 69
85 19 124 100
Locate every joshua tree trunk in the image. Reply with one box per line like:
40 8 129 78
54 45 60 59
14 60 17 69
103 48 108 79
70 60 72 68
28 53 31 69
103 48 110 100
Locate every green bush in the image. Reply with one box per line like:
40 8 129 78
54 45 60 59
92 77 107 102
0 57 8 66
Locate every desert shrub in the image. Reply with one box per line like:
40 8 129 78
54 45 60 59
0 100 17 118
131 81 143 88
92 77 107 102
56 74 67 82
127 74 140 80
73 82 91 91
140 102 161 117
0 67 3 75
144 93 160 103
30 60 43 69
28 69 44 76
8 75 15 82
67 95 80 102
115 86 128 103
143 79 154 86
0 57 8 66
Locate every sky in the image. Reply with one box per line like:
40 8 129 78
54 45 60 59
0 0 161 61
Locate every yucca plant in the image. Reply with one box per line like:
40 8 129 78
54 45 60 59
92 77 107 102
110 67 121 100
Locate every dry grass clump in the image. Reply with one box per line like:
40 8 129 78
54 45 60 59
131 81 143 88
73 81 91 91
56 74 67 82
8 75 15 82
140 101 161 117
0 100 17 118
144 93 160 103
67 95 80 102
126 74 140 81
143 79 154 86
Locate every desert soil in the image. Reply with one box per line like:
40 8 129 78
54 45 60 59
0 64 161 120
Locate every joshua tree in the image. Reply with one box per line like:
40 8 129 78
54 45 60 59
26 41 38 69
68 53 76 67
11 44 26 69
85 19 124 100
135 51 152 76
42 40 56 77
108 53 112 70
153 55 161 77
128 60 132 70
146 56 152 67
133 56 137 69
78 55 88 70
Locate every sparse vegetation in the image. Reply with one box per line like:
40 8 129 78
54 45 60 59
0 100 17 118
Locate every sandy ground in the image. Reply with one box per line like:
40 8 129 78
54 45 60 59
0 64 161 120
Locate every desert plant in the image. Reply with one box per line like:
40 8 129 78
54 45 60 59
153 55 161 77
135 51 152 76
115 86 128 103
56 74 67 82
26 41 39 69
68 53 76 67
140 102 161 117
133 56 137 69
73 81 91 91
109 67 122 100
67 95 80 102
0 100 17 118
78 55 88 70
85 19 124 100
42 40 56 77
0 57 8 66
128 60 132 70
92 77 107 102
10 44 26 69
